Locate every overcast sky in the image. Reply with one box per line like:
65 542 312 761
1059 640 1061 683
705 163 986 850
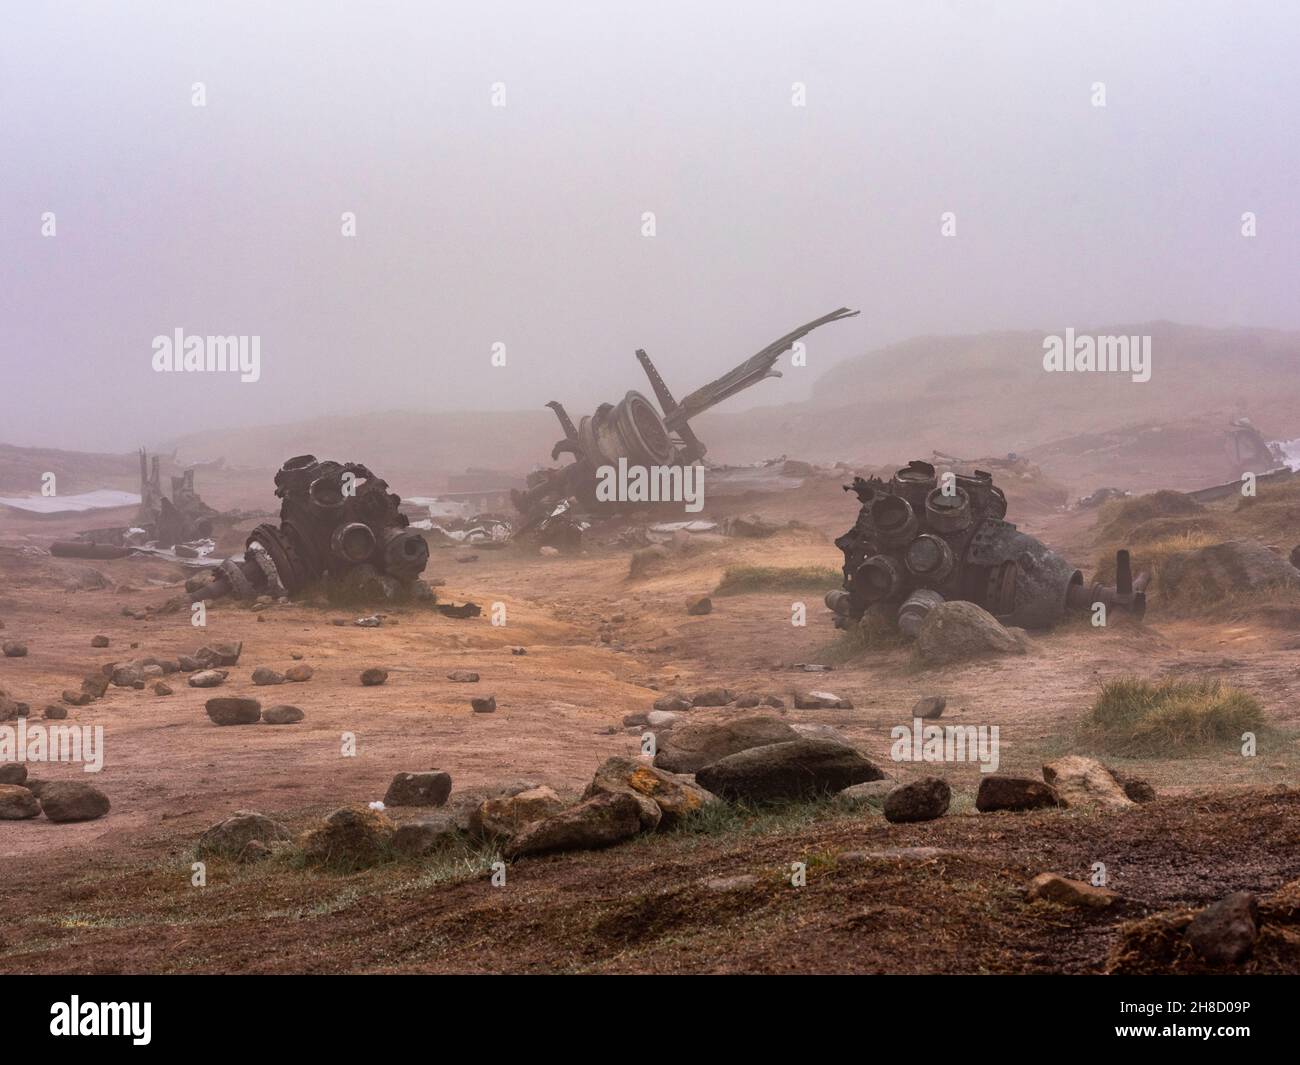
1 1 1296 451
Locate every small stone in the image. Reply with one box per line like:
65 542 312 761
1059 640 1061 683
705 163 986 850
188 669 227 689
251 667 286 685
691 688 733 707
2 641 28 658
646 709 680 730
61 690 92 707
0 764 28 785
197 811 292 858
734 693 761 708
383 771 452 807
912 695 946 719
90 635 110 648
447 669 480 683
793 690 853 710
652 693 692 712
285 663 313 682
883 777 952 823
360 667 388 686
39 781 110 822
510 647 527 656
262 704 304 725
205 697 262 726
976 776 1061 813
236 839 273 864
686 596 713 616
1187 891 1259 965
471 695 497 713
153 682 173 696
0 784 40 820
44 704 69 720
1026 872 1119 909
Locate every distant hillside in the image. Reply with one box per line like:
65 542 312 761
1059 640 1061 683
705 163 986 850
697 322 1300 469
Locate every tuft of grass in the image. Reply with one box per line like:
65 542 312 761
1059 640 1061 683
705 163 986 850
1079 676 1264 757
713 565 841 596
664 794 850 839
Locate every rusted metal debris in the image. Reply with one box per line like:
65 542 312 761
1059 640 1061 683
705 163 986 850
826 460 1148 634
139 449 217 547
511 309 860 534
192 455 429 603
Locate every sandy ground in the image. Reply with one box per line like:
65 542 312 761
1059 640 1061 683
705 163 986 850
1 472 1297 973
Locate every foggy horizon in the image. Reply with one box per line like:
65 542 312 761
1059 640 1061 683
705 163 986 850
3 0 1298 452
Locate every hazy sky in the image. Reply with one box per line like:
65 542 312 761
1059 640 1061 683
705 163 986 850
2 1 1296 451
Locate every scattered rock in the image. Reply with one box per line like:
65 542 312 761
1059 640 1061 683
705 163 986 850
302 806 395 870
360 667 388 686
251 667 286 685
504 792 645 859
61 690 92 707
1106 765 1157 803
913 600 1028 665
622 711 649 728
262 704 304 725
44 704 69 720
285 663 313 682
1187 891 1259 965
510 647 527 656
81 674 110 699
470 785 564 839
0 763 28 785
39 781 110 822
652 693 692 712
177 655 203 672
0 784 39 820
793 690 853 710
912 695 946 719
976 775 1061 813
690 688 733 707
2 641 28 658
196 811 292 858
447 669 480 682
645 709 680 730
761 695 785 709
471 695 496 713
734 693 761 708
653 714 801 774
838 846 953 863
583 756 716 828
700 874 759 892
1026 872 1119 909
1042 755 1134 809
153 682 173 696
833 779 896 805
237 839 274 864
686 596 713 616
205 697 262 726
90 635 110 648
392 811 469 856
188 669 227 689
883 777 951 823
696 739 885 802
384 771 453 807
195 641 242 667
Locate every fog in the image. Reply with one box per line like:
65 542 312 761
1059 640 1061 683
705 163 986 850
2 0 1296 451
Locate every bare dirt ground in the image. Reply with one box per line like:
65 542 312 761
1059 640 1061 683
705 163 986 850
1 471 1298 974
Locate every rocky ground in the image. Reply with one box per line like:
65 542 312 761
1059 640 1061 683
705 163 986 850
1 473 1298 974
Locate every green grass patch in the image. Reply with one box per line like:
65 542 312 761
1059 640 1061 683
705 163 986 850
1079 676 1265 757
713 565 841 596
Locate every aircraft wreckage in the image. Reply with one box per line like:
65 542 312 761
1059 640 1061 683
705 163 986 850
825 460 1149 635
190 456 430 603
511 308 860 536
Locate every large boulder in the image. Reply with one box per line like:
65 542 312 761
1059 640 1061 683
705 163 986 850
652 714 800 774
0 784 39 820
583 757 716 828
38 781 110 822
383 771 452 807
1161 539 1300 600
196 811 292 858
1042 756 1134 809
913 601 1028 665
976 775 1061 812
883 777 951 823
302 806 395 870
503 792 644 859
695 739 885 802
392 810 470 857
470 786 564 839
